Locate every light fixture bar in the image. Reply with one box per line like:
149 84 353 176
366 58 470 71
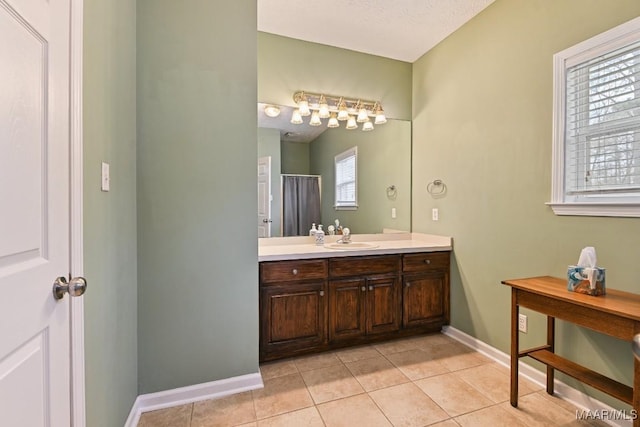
292 91 385 122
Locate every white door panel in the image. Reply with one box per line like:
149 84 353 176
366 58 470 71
258 156 272 238
0 0 72 425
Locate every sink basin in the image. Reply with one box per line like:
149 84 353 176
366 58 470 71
324 242 379 250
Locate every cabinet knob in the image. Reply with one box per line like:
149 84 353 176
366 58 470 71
369 286 373 291
292 269 298 275
424 259 431 264
406 282 411 287
361 286 366 292
319 290 324 297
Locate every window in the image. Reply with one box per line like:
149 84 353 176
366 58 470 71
550 17 640 217
334 147 358 209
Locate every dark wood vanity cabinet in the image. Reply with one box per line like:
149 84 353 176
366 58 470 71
259 260 328 361
328 255 401 343
259 251 450 362
402 252 450 328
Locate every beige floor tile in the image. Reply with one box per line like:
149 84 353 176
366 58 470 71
317 394 392 427
430 420 461 427
294 352 342 372
454 405 529 427
137 404 192 427
345 355 410 391
374 337 421 355
454 363 540 403
385 348 450 380
499 392 581 427
301 364 364 404
191 391 255 427
236 423 258 427
369 382 449 427
252 373 314 419
424 342 490 371
415 372 494 417
334 345 381 363
534 390 612 425
406 333 458 349
257 407 325 427
260 360 298 380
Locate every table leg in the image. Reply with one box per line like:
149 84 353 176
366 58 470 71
546 316 555 395
510 288 519 407
634 354 639 427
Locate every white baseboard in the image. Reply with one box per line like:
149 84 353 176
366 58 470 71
124 372 263 427
442 326 632 427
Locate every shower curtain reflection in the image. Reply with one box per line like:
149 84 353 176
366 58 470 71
282 175 321 236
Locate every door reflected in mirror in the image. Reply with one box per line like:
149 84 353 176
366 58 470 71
258 103 411 237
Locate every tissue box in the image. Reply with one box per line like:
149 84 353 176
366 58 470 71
567 266 606 296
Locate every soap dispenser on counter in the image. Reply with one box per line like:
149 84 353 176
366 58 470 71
309 223 317 237
315 224 325 245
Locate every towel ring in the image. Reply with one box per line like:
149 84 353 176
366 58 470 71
427 179 446 195
386 185 397 199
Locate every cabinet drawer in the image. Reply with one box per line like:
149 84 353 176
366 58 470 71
330 255 400 278
403 252 450 272
261 260 327 283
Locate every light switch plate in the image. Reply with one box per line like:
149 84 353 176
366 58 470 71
101 162 110 192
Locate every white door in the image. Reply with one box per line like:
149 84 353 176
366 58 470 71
258 156 272 238
0 0 75 425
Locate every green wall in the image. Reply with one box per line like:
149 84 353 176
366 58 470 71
137 0 258 393
83 0 138 425
412 0 640 407
310 120 412 234
258 128 282 237
281 141 310 175
258 32 412 120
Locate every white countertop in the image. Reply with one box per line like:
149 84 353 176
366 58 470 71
259 233 452 262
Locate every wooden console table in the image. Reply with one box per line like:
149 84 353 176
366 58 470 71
502 276 640 426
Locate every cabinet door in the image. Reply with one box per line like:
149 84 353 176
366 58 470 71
403 272 447 328
329 278 366 342
260 281 326 358
367 276 400 335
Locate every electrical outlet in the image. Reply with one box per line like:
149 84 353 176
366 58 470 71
518 314 528 333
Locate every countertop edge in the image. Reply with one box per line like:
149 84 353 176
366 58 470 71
258 245 452 262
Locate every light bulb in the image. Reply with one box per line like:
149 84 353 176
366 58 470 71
362 119 374 131
318 96 330 118
298 98 310 116
346 116 357 130
374 104 387 124
357 106 368 122
337 101 349 121
309 111 322 126
327 113 339 128
290 109 303 124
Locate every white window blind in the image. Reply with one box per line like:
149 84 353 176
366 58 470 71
334 147 358 209
565 40 640 196
550 17 640 217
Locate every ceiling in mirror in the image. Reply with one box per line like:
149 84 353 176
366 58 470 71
258 103 326 143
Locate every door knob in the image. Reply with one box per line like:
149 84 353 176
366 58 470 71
53 276 87 301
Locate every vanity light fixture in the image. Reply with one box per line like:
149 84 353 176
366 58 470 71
291 91 387 131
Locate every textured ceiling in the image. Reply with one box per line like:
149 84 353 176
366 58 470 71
258 0 495 63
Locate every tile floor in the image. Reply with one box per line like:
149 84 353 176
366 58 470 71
137 333 609 427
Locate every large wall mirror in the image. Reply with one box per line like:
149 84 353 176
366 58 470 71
258 103 411 237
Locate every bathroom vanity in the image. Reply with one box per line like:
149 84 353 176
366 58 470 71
258 233 452 362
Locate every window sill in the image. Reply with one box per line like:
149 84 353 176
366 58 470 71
334 205 358 211
546 202 640 218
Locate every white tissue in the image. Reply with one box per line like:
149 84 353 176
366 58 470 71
577 247 597 289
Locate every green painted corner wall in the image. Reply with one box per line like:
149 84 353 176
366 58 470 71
258 32 412 120
281 141 310 175
309 121 412 234
136 0 258 393
83 0 138 425
258 128 282 237
412 0 640 408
